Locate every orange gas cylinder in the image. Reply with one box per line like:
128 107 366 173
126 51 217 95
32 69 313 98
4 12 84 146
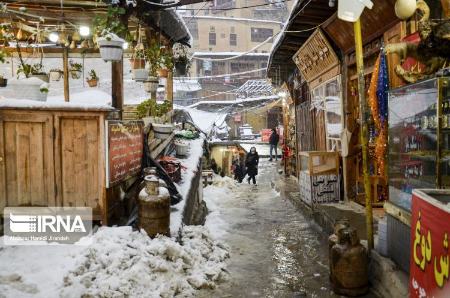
330 227 369 296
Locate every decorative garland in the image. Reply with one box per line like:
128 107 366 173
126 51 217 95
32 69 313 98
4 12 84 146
367 52 389 178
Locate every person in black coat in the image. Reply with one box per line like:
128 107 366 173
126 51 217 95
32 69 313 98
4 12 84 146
232 158 244 183
269 128 279 161
245 147 259 185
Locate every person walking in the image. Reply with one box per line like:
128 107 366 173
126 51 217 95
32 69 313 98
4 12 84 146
245 147 259 185
232 158 244 183
269 128 279 161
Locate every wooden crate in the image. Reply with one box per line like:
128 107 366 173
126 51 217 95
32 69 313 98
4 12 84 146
298 151 340 176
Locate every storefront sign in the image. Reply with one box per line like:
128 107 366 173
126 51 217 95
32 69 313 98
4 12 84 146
410 191 450 297
106 121 144 187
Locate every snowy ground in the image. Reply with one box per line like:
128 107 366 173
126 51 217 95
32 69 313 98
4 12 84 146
198 160 342 297
0 225 229 298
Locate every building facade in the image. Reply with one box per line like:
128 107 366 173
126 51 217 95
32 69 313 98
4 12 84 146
177 0 292 104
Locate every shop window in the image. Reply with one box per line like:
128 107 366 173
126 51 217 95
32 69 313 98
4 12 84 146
311 76 343 151
251 28 273 42
230 33 237 46
209 32 216 45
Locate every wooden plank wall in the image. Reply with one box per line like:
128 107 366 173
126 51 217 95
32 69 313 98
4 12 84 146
0 112 55 209
0 109 106 221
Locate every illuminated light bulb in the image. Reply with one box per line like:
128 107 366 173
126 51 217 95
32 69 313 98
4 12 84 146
49 32 59 43
122 42 129 50
79 26 90 37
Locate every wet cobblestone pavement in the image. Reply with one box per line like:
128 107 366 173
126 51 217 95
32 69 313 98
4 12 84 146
199 160 361 298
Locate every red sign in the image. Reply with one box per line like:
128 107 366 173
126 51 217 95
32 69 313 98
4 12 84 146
107 121 144 187
261 129 272 142
410 191 450 298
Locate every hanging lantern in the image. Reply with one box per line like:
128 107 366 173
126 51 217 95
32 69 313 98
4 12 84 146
394 0 417 20
59 31 68 45
16 28 23 40
80 39 89 49
72 31 81 42
136 42 145 51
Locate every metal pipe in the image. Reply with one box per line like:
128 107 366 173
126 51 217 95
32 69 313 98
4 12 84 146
353 18 373 250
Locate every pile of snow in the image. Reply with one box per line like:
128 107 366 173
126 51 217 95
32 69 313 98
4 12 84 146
0 225 229 298
203 175 238 239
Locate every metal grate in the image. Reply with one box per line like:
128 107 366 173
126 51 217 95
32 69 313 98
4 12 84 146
387 214 411 273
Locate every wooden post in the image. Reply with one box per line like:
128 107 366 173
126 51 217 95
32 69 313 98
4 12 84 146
166 71 174 111
111 59 124 119
63 47 70 102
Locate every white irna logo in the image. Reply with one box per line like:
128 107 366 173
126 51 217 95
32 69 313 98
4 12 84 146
9 213 86 233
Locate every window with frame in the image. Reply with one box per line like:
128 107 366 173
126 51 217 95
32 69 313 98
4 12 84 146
209 32 216 45
230 33 237 46
251 28 273 42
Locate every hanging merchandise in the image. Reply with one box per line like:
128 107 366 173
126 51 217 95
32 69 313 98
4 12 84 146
368 55 381 131
377 52 389 125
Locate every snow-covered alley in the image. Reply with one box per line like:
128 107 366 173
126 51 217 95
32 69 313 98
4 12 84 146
199 160 337 298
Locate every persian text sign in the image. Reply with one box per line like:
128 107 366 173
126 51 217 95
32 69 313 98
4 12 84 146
410 191 450 297
107 121 144 187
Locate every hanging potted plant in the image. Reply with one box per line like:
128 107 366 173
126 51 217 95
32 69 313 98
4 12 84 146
132 48 148 81
86 69 99 87
158 50 173 78
49 68 63 81
173 43 191 77
130 47 146 69
143 41 161 93
69 60 83 79
93 5 129 62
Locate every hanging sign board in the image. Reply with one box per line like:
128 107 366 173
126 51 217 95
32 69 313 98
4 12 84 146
410 189 450 298
106 120 144 187
292 29 339 84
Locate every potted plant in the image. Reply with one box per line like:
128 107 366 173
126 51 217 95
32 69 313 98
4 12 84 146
158 51 173 78
144 41 161 93
130 47 146 69
131 48 148 81
49 68 63 81
93 5 129 62
86 69 99 87
18 63 50 82
173 43 191 76
69 60 82 79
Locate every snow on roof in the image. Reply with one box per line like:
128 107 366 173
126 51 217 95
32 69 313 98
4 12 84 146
237 79 274 95
193 52 270 57
187 95 279 108
184 15 283 25
179 106 225 134
0 89 114 111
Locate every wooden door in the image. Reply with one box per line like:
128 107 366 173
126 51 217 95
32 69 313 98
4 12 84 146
54 114 104 215
0 111 55 209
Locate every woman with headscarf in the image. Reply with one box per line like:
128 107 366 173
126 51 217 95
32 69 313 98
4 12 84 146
245 146 259 185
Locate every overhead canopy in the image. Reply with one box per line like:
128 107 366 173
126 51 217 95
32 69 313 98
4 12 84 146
267 0 336 82
0 0 201 47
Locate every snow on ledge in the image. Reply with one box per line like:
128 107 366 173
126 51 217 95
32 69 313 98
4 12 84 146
0 89 114 111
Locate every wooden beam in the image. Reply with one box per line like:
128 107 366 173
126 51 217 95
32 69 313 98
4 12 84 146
111 60 124 119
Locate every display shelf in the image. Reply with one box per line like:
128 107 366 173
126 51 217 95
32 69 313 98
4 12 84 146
388 77 450 210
